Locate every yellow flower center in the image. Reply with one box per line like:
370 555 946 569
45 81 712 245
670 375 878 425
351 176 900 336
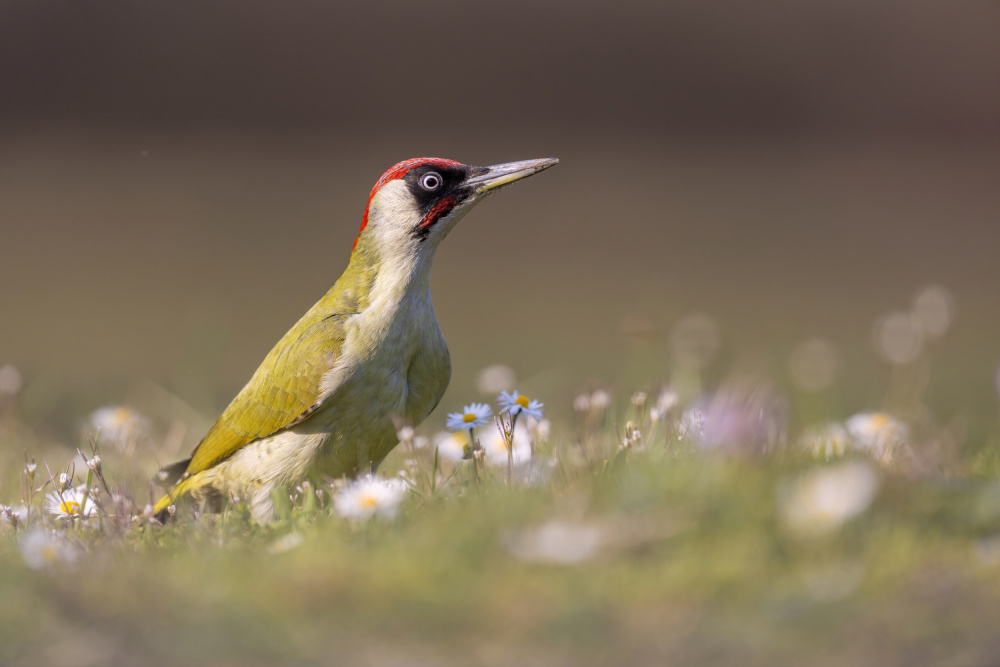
516 395 530 408
870 414 890 429
41 545 59 563
60 500 80 515
359 494 378 509
463 413 477 423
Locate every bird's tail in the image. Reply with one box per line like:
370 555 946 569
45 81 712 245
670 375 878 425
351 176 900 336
152 493 176 523
152 458 195 522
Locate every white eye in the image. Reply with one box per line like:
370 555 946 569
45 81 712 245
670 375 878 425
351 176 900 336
420 172 442 191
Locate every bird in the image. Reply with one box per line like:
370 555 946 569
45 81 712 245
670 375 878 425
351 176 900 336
153 156 558 522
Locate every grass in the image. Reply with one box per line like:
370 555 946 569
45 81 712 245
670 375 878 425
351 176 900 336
2 345 1000 665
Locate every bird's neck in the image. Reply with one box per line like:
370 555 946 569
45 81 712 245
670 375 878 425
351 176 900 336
366 249 435 316
327 244 437 323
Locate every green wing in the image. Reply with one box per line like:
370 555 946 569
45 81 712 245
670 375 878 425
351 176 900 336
185 313 348 475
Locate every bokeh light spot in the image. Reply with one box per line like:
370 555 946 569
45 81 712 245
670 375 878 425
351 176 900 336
476 364 516 395
873 312 923 365
789 338 840 393
670 314 720 370
912 285 953 338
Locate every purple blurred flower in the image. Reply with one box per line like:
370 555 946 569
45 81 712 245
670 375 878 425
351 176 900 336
695 376 788 454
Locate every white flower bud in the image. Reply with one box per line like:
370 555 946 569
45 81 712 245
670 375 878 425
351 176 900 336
590 390 610 410
396 425 415 445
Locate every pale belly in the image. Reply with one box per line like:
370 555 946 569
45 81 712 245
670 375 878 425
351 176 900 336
207 323 450 521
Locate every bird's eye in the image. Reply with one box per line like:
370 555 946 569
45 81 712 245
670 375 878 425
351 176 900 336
420 172 442 191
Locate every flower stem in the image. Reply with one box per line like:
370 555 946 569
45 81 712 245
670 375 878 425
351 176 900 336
468 428 479 485
507 412 520 485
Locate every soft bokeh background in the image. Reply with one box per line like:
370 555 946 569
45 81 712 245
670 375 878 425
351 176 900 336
5 4 1000 666
2 1 999 448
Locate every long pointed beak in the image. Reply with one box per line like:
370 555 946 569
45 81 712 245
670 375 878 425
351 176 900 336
464 157 559 194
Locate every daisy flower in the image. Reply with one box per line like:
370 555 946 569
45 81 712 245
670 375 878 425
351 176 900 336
45 487 98 519
268 531 304 554
433 431 469 463
480 420 533 467
589 390 611 411
846 412 909 465
497 390 544 421
656 387 679 413
333 475 408 521
505 520 603 565
780 462 879 537
445 402 493 431
87 405 150 453
529 418 551 442
19 529 76 570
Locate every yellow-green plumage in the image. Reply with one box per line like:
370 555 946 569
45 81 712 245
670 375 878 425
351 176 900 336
154 177 449 521
154 156 557 522
186 267 368 476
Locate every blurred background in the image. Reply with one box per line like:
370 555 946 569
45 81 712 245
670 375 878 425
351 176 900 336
2 0 999 449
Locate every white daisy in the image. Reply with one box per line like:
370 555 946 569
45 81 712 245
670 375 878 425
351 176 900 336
395 425 415 447
497 390 544 421
589 390 611 410
268 531 304 554
529 418 551 442
433 431 469 463
45 488 98 519
480 420 532 467
445 402 493 431
656 387 679 413
505 520 603 565
87 405 150 453
333 475 408 521
19 529 76 569
780 462 879 537
846 412 909 465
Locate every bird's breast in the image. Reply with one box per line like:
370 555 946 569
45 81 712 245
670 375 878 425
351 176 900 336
324 292 449 436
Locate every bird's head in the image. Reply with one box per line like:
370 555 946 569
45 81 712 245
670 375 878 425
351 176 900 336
351 157 558 266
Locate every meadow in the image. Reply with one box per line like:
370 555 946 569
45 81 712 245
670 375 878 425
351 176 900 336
3 2 999 663
3 287 1000 666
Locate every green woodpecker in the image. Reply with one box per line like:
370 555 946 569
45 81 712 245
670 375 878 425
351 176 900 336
154 157 558 522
